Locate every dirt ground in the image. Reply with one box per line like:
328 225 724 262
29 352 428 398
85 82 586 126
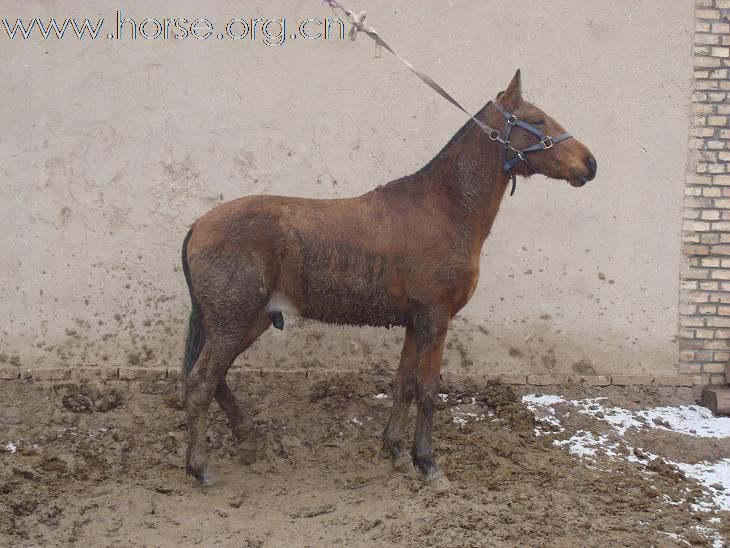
1 372 728 547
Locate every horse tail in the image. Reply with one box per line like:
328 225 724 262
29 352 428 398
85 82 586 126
181 227 205 384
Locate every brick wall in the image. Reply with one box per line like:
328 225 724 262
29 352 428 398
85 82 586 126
680 0 730 386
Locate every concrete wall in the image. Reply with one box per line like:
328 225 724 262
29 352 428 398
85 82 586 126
1 0 694 381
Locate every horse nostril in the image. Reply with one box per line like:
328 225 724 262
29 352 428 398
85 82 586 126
586 155 597 176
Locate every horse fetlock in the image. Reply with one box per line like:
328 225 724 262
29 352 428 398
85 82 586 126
411 447 439 479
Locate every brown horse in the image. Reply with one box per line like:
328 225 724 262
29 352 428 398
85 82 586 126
180 70 596 486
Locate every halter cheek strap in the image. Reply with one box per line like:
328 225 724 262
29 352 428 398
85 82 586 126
492 102 573 195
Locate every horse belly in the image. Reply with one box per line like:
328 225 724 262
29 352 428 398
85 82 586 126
288 240 406 328
299 277 406 328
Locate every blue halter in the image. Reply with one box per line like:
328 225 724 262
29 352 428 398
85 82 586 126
492 102 573 196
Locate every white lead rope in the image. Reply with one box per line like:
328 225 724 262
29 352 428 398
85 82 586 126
322 0 502 141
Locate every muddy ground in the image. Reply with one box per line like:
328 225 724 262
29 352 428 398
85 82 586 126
0 373 728 547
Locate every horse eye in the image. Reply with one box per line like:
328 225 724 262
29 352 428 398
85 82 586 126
530 119 546 126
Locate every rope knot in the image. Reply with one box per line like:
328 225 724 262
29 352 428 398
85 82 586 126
346 10 368 40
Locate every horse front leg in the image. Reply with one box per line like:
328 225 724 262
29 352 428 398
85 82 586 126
410 317 449 486
383 327 417 472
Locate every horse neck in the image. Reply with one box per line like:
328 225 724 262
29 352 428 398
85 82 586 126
422 116 510 251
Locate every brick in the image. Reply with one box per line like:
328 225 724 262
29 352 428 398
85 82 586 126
688 268 710 280
709 373 727 384
707 92 727 101
568 375 611 386
698 304 718 314
696 328 716 339
696 34 720 46
0 368 20 380
718 305 730 316
679 363 702 375
700 281 720 290
684 221 711 232
701 210 721 221
482 374 527 385
710 270 730 280
688 174 714 185
118 367 167 381
696 22 711 32
692 374 712 386
684 289 708 300
711 47 730 58
697 10 721 19
653 376 695 387
701 258 721 267
711 22 730 34
708 317 730 327
685 197 714 208
696 56 722 67
691 246 712 258
20 368 71 381
700 340 730 350
709 115 728 125
611 375 654 386
696 80 720 90
710 244 730 254
72 367 119 381
714 351 730 360
681 315 705 327
527 374 569 386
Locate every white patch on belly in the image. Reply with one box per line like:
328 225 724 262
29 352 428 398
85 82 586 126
266 291 299 315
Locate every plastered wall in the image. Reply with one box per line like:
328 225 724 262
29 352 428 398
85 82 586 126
0 0 694 381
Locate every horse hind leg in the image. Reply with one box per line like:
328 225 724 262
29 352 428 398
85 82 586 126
185 341 237 485
215 380 257 464
213 310 272 466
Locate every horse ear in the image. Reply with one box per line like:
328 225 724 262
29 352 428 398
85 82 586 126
501 69 522 109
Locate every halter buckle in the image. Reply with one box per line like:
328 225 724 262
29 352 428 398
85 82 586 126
507 115 518 126
541 136 554 149
488 129 501 141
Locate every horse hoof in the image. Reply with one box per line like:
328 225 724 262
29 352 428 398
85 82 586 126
188 467 215 486
424 469 451 491
199 470 216 486
392 454 413 474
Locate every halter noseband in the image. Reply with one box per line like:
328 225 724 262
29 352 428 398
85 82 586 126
490 101 573 196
